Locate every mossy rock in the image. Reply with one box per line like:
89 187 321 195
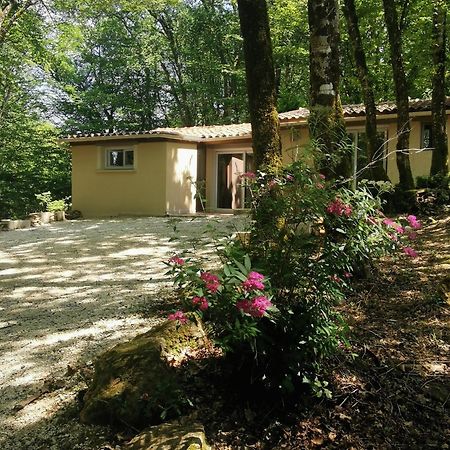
125 418 211 450
80 319 208 427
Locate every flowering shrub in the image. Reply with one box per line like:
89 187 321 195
165 254 275 351
165 159 422 396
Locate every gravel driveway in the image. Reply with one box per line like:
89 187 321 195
0 215 248 449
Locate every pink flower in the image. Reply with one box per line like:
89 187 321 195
169 256 185 265
407 215 421 229
344 272 352 278
237 296 272 318
393 224 404 234
403 246 418 258
319 173 326 180
240 171 256 180
408 232 417 241
168 311 188 324
326 198 352 217
383 218 403 233
200 272 220 293
286 174 294 181
242 271 265 291
268 179 279 189
330 274 342 283
192 296 209 311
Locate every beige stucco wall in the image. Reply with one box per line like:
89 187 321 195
165 142 198 215
384 115 450 184
71 141 167 217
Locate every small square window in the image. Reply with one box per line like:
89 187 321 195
105 149 134 169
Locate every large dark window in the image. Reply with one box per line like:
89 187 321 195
421 123 433 149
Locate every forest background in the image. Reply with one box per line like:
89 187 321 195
0 0 449 218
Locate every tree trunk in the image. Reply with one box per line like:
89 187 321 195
236 0 282 172
342 0 389 182
308 0 352 179
430 0 448 177
382 0 415 189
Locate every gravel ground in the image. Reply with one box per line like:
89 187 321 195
0 215 249 449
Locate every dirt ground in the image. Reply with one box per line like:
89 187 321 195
0 215 248 450
1 214 448 449
202 214 450 449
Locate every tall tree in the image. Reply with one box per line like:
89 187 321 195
430 0 448 176
308 0 351 178
342 0 389 181
236 0 282 170
382 0 415 189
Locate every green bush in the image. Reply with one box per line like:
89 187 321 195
166 161 421 397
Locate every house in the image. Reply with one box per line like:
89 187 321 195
64 98 450 217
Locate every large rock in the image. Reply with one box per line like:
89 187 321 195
80 319 208 427
125 418 211 450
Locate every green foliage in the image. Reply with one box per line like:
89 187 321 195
166 254 275 352
35 191 68 212
167 159 420 398
0 5 71 219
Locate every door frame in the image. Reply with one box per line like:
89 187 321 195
214 148 254 211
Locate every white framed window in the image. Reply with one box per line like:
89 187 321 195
105 148 135 169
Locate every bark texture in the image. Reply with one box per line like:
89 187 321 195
308 0 351 179
237 0 282 171
382 0 415 189
342 0 389 181
430 0 448 177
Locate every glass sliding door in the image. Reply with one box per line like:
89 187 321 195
216 152 253 209
349 130 388 183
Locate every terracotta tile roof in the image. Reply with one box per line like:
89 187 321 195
66 98 449 141
152 122 252 140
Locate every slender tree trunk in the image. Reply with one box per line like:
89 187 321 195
430 0 448 176
382 0 415 189
342 0 389 181
308 0 352 179
236 0 282 171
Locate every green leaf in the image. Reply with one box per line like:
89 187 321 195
244 254 251 271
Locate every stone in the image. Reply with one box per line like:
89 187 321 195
80 319 208 427
125 419 211 450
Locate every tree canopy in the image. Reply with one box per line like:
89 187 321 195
0 0 449 217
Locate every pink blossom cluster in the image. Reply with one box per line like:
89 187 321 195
168 311 188 324
382 218 404 233
192 296 209 311
236 296 272 318
240 171 256 180
407 215 421 229
168 256 185 265
200 272 220 293
403 246 418 258
242 271 265 291
326 198 352 217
